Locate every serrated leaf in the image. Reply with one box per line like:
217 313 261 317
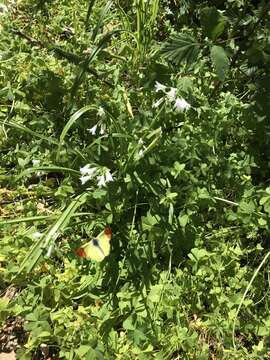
161 33 200 65
210 45 229 81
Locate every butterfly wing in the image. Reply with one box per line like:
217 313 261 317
81 239 105 262
76 227 112 262
96 227 112 257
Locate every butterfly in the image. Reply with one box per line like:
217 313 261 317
76 227 112 262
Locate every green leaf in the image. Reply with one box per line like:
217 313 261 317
256 326 269 337
37 331 51 338
258 218 267 226
179 214 189 227
0 295 9 307
259 195 270 206
161 33 200 65
148 284 163 303
200 7 226 40
76 345 92 357
123 317 135 330
190 248 209 261
239 201 255 214
210 45 229 81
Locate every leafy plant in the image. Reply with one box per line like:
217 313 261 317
1 0 270 359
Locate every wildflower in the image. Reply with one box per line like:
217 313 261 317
166 87 177 102
80 175 93 185
155 81 166 93
87 124 98 135
80 164 96 177
105 169 113 183
97 169 114 187
152 97 164 108
138 138 144 145
138 149 144 157
97 175 106 188
33 231 43 238
97 106 105 117
100 124 106 135
174 97 190 112
32 159 40 166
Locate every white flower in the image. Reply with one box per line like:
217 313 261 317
138 138 144 145
87 124 98 135
166 87 177 102
33 232 43 238
155 81 166 93
97 169 114 187
80 164 96 176
32 159 40 166
97 175 106 188
174 97 191 112
138 149 144 157
97 106 105 117
152 97 164 108
80 165 97 185
81 175 93 185
105 169 113 183
100 124 106 135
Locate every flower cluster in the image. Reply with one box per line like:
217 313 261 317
79 164 113 187
87 106 107 136
153 81 191 112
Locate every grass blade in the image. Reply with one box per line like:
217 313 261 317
57 105 97 160
85 0 97 30
15 166 80 181
71 29 120 99
0 212 94 226
17 193 88 274
0 120 58 145
91 1 113 42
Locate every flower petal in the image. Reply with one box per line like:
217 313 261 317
105 170 113 183
80 175 92 185
87 124 98 135
97 106 105 117
166 87 177 102
174 97 191 112
155 81 166 92
97 175 106 187
153 97 164 108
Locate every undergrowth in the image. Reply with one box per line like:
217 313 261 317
1 0 270 359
